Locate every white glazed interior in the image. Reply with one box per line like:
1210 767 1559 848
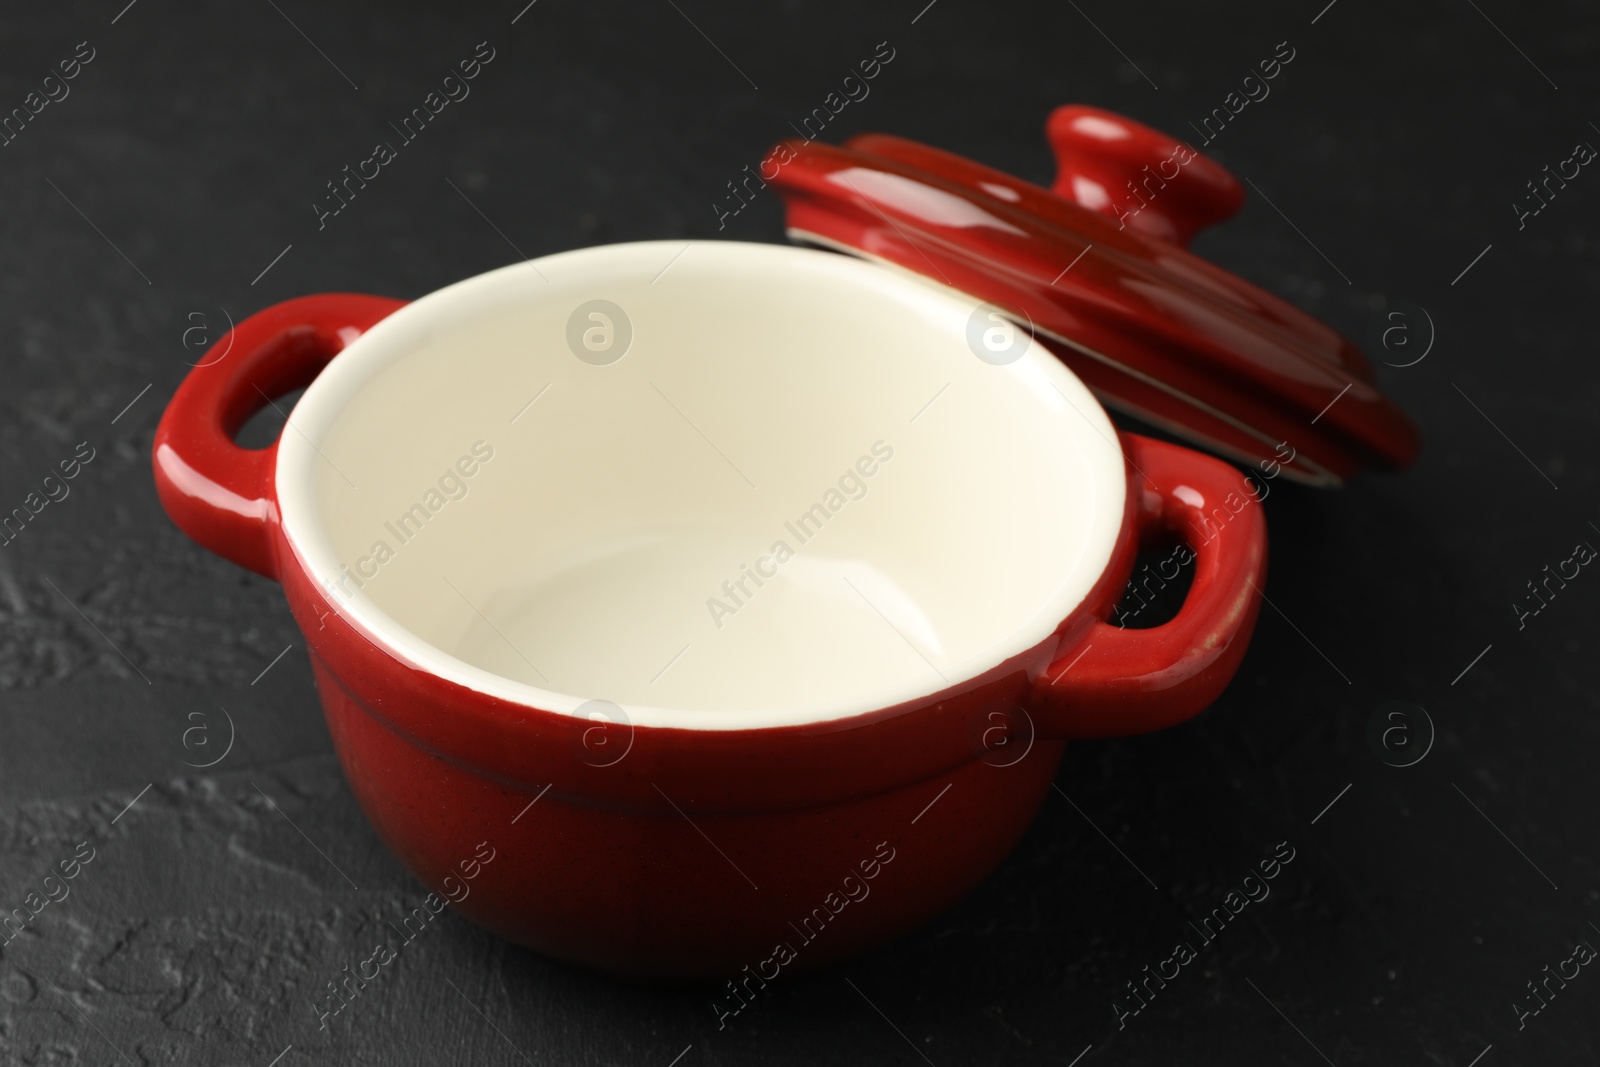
275 241 1125 729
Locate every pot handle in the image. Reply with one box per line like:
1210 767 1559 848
1028 434 1268 738
152 294 405 580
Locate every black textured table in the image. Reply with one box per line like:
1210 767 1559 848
4 0 1599 1064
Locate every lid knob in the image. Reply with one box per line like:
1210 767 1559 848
1046 105 1245 248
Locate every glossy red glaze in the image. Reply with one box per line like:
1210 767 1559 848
151 294 406 578
1046 104 1246 247
765 104 1421 486
1030 433 1266 737
152 294 1266 978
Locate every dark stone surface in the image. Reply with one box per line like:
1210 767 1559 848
2 0 1598 1063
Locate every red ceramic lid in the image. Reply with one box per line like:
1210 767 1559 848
765 104 1420 486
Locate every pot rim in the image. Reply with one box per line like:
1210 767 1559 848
274 240 1127 731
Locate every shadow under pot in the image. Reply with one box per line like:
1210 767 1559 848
152 239 1266 979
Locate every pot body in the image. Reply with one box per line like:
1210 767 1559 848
310 643 1072 978
152 248 1267 979
278 518 1120 979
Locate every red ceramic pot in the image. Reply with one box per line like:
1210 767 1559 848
153 240 1265 979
